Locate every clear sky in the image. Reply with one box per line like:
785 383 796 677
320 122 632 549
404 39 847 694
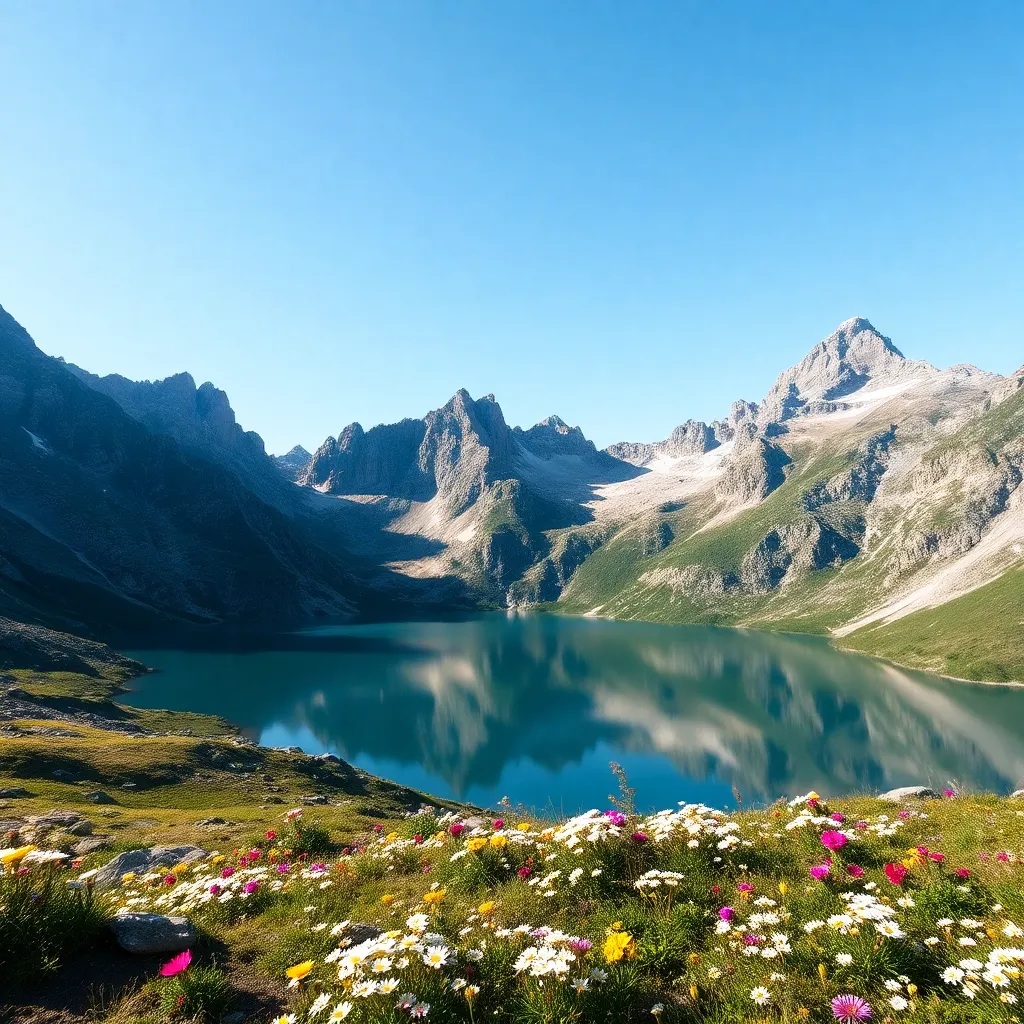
2 2 1022 454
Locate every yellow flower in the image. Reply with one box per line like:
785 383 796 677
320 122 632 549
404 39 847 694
121 871 136 884
609 921 623 932
603 930 636 963
381 894 395 905
689 983 698 1000
778 881 788 896
285 960 314 985
384 832 399 844
797 1010 810 1020
807 791 820 801
477 901 495 915
818 963 827 983
422 888 446 905
211 855 226 865
489 834 507 849
466 838 487 852
907 984 918 996
464 985 480 1000
1 845 35 869
516 822 531 831
171 862 191 875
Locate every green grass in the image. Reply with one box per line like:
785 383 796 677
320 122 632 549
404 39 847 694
844 568 1024 683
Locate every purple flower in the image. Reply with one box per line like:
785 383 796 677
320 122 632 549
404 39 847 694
569 938 592 952
830 812 845 822
742 934 761 945
276 863 290 873
810 864 831 881
604 810 626 826
631 831 648 843
243 880 260 894
831 994 871 1021
820 830 848 851
897 810 910 820
718 906 735 921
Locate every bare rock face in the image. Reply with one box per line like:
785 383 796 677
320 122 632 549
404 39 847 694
93 845 207 890
715 437 791 504
272 445 311 481
757 318 934 425
607 419 720 467
740 521 859 593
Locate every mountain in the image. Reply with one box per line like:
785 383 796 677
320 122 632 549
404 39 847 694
2 302 1022 680
300 389 639 601
0 303 362 631
273 445 312 482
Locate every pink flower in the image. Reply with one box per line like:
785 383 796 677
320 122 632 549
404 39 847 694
845 864 864 878
492 819 504 830
221 867 235 879
159 950 192 977
604 810 626 826
742 933 760 945
928 852 945 863
943 788 957 798
884 863 907 886
373 822 383 832
209 884 221 896
243 880 260 894
830 812 845 823
265 830 277 841
831 994 871 1020
810 864 831 881
449 823 465 837
569 938 592 951
718 906 735 921
997 851 1010 862
737 882 754 893
854 821 869 831
276 863 290 873
820 831 849 851
956 867 971 879
517 867 532 879
631 831 648 843
413 834 423 844
163 874 176 886
897 810 910 820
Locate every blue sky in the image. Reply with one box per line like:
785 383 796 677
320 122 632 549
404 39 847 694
2 2 1022 454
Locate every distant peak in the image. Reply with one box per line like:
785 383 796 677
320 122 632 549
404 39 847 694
535 414 568 429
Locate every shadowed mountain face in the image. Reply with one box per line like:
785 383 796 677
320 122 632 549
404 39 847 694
121 615 1024 809
0 304 360 631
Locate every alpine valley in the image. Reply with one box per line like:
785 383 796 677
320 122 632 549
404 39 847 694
2 303 1022 681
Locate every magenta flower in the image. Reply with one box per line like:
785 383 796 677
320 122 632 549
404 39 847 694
737 882 754 893
310 863 326 872
492 819 504 830
221 867 235 879
209 884 221 896
604 810 626 826
884 863 907 886
845 864 864 878
830 812 845 823
163 874 176 886
718 906 735 921
956 867 971 879
854 820 869 831
831 994 871 1021
997 851 1011 862
897 810 910 820
569 938 592 951
243 880 260 894
449 823 465 837
159 950 192 977
517 866 532 878
742 933 761 945
631 831 648 843
276 863 290 873
413 834 423 844
810 864 831 881
943 788 957 798
820 830 848 851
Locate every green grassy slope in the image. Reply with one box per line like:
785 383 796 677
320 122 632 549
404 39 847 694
843 568 1024 683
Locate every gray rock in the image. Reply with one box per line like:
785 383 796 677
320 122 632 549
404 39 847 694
52 768 77 781
110 912 197 954
66 819 94 836
93 845 207 890
263 796 284 804
27 809 82 829
276 745 304 754
1010 789 1024 799
195 817 234 827
74 838 111 855
878 786 937 802
346 922 383 946
85 790 117 804
313 753 340 763
0 787 31 798
222 1014 246 1024
302 795 328 805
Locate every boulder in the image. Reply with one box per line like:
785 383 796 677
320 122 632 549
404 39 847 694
27 809 82 830
302 795 328 805
66 819 94 836
878 786 937 802
85 790 117 804
93 845 207 890
110 912 197 954
1011 790 1024 799
74 838 111 856
0 787 31 799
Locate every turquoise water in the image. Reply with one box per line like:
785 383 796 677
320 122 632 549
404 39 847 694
122 614 1024 812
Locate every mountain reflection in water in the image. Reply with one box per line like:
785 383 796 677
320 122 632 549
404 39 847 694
123 615 1024 812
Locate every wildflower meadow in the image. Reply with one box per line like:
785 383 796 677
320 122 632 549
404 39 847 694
5 787 1024 1023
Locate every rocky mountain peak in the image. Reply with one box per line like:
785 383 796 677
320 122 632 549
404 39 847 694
756 318 932 425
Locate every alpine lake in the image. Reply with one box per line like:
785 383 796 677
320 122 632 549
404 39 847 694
120 614 1024 813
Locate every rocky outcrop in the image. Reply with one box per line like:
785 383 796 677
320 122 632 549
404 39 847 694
110 912 197 954
93 845 207 890
803 426 898 511
740 521 860 593
715 437 791 504
607 419 720 467
0 617 144 676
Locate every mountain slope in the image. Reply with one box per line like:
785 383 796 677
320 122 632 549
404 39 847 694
0 304 360 631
